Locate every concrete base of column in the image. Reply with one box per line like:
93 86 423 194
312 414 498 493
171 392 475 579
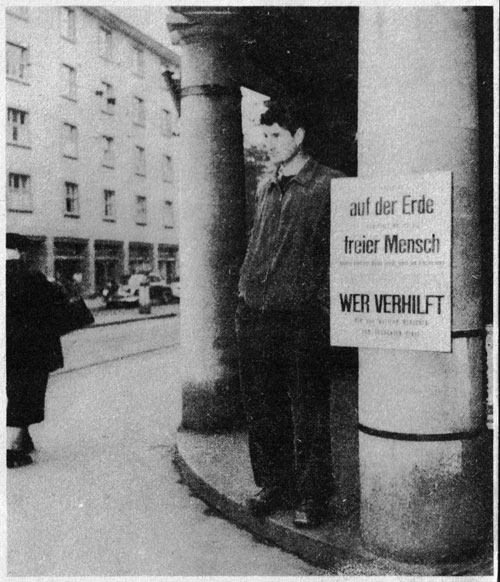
360 432 492 563
180 376 246 433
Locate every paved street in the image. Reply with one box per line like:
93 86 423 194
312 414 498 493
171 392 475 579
60 313 180 373
7 317 321 576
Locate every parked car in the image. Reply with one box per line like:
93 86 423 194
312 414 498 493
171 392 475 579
107 273 180 307
166 276 181 302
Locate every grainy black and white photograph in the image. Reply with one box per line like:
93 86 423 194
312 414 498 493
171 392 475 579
2 0 497 578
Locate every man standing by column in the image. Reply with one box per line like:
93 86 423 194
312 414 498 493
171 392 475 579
236 97 345 528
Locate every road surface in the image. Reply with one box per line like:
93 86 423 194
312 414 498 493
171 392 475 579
7 317 323 576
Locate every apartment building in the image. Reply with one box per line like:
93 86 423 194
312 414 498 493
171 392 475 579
6 6 181 294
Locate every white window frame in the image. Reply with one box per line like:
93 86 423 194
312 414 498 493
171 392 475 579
61 64 77 100
135 146 146 176
163 200 174 229
133 96 145 127
103 189 116 220
162 154 174 183
64 181 80 216
98 27 113 60
61 7 76 42
161 108 173 137
6 42 29 83
62 123 78 159
103 136 115 168
7 172 33 212
7 107 30 147
101 81 115 115
135 195 147 225
132 45 145 77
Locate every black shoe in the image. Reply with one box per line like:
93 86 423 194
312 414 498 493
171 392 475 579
7 450 33 469
247 486 289 516
293 499 327 528
20 428 35 454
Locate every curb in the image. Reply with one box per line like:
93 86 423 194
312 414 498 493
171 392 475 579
90 312 177 329
173 431 494 576
173 445 347 572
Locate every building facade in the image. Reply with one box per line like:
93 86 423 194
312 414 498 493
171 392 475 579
6 6 180 294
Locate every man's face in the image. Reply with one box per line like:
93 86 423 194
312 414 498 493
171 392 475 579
262 123 303 167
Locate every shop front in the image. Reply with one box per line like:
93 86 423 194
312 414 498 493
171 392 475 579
158 244 178 282
128 242 153 275
23 235 48 275
94 240 124 293
54 237 89 293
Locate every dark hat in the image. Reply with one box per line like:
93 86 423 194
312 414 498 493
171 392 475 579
6 233 32 252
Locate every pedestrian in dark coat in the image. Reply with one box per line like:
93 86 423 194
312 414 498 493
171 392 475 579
5 233 92 468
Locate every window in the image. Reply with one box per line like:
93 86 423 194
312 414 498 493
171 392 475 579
7 172 32 212
99 27 113 60
103 136 115 168
133 97 145 126
64 182 80 216
61 64 77 100
172 118 180 137
162 154 174 182
132 45 144 77
62 123 78 158
135 195 147 224
161 109 173 137
103 189 116 220
6 42 29 82
163 200 174 229
7 108 30 146
135 146 146 175
100 81 115 114
61 7 76 41
6 7 29 20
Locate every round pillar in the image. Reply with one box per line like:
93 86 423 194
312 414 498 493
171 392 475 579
173 23 247 432
357 7 489 561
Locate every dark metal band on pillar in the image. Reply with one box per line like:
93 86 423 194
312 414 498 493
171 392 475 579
358 424 485 441
181 84 241 99
358 327 487 442
451 328 486 339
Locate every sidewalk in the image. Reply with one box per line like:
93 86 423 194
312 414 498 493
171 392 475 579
8 348 325 576
174 361 495 576
56 297 494 575
84 296 179 327
175 437 494 576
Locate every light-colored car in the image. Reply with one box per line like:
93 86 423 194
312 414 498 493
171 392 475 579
166 276 181 301
109 273 180 307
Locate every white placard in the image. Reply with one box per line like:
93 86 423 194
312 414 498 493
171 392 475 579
330 172 452 352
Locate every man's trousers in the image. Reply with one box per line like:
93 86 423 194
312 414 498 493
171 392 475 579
235 300 334 504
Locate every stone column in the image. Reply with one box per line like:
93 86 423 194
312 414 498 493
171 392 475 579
152 243 159 274
45 236 55 279
122 242 129 276
87 238 95 296
169 20 247 432
357 7 489 562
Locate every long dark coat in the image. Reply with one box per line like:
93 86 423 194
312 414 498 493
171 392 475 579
6 264 68 426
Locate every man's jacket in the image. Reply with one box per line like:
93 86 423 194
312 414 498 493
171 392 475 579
238 158 345 312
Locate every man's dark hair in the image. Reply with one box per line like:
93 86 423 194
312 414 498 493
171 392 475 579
260 97 312 135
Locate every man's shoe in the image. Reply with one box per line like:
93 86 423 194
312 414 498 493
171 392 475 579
293 500 326 528
247 486 288 516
